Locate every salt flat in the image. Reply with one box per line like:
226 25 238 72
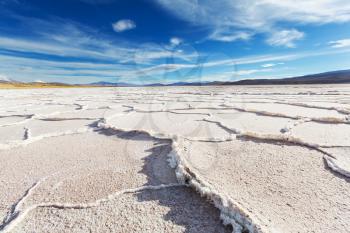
0 85 349 233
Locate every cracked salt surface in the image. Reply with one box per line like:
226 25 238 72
0 85 350 233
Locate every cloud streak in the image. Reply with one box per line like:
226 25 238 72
266 29 304 48
0 17 196 65
329 39 350 48
209 30 253 42
155 0 350 47
2 43 349 84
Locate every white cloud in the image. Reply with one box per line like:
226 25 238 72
0 53 198 83
261 62 286 68
170 37 182 46
329 39 350 48
266 29 304 48
0 32 195 65
261 63 275 68
209 30 253 42
112 19 136 32
155 0 350 46
156 0 350 28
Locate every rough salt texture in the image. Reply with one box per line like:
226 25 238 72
11 187 230 233
0 85 350 233
178 139 350 233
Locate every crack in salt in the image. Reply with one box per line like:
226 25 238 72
221 104 350 125
1 178 45 231
0 183 183 233
201 118 350 178
97 120 265 233
274 101 350 115
0 127 94 151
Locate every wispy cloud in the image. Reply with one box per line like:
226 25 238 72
112 19 136 32
261 62 284 68
1 44 350 84
329 38 350 48
0 15 196 64
0 53 198 83
209 29 253 42
266 29 304 48
155 0 350 47
261 63 275 68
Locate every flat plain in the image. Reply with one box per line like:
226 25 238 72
0 85 349 233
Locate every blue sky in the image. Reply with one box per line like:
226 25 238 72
1 0 350 84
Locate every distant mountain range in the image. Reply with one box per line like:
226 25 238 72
89 81 139 87
88 81 212 87
216 69 350 85
88 69 350 86
2 69 350 88
0 80 75 88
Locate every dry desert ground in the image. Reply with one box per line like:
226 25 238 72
0 85 349 233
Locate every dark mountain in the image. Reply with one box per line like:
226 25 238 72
88 81 138 87
166 82 211 86
218 69 350 85
3 69 350 88
87 69 350 87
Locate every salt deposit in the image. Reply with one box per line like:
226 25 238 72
0 85 349 233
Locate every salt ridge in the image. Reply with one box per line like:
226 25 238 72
97 112 350 232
